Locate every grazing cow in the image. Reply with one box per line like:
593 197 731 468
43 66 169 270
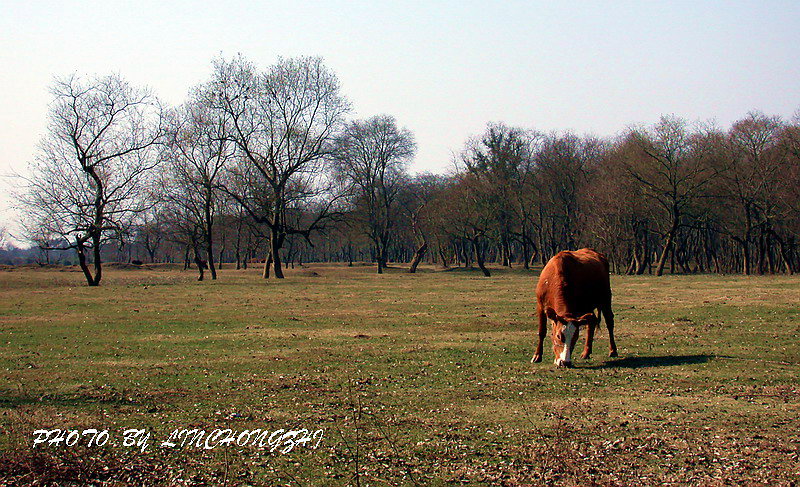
532 248 617 367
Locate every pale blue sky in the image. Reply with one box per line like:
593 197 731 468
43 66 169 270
1 1 799 240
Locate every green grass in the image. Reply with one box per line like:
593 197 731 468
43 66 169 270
1 264 799 485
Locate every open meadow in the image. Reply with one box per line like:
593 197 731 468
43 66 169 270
1 264 799 485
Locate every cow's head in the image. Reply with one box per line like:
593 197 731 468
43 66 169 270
546 308 598 367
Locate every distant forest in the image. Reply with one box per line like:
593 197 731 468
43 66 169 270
7 56 800 284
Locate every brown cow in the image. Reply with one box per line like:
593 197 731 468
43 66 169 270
532 248 618 367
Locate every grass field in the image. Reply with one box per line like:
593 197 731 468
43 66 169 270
1 263 799 485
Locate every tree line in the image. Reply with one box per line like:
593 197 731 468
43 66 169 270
13 56 800 285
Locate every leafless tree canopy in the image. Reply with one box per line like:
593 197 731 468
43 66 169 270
332 115 416 273
161 89 235 280
18 74 163 285
11 60 800 280
210 55 350 278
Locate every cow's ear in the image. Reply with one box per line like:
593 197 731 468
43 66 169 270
545 307 558 321
578 312 597 324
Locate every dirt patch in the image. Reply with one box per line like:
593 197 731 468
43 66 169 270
0 448 179 486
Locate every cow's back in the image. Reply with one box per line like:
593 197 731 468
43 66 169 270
536 249 610 317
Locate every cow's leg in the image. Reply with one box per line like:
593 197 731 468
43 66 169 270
603 303 618 357
581 320 596 359
531 306 546 363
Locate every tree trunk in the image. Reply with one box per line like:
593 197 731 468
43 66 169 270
438 245 449 269
218 229 226 271
408 242 428 273
193 240 205 281
206 236 217 280
770 232 794 275
204 201 217 280
473 238 491 277
625 254 636 275
89 232 102 286
655 221 678 277
522 237 530 270
634 227 648 274
637 249 648 274
765 233 775 274
376 236 388 274
242 234 250 270
734 237 751 275
263 251 272 278
271 229 285 279
528 241 539 269
76 242 95 286
234 217 243 270
183 246 191 270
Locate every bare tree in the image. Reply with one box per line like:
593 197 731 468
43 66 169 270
460 123 538 267
398 173 444 273
536 132 602 255
134 208 167 263
625 116 719 276
717 112 786 274
582 140 653 274
17 74 163 285
162 90 235 280
210 55 349 278
332 115 416 273
160 173 212 280
431 173 496 276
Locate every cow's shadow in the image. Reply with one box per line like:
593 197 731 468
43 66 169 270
587 354 713 369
